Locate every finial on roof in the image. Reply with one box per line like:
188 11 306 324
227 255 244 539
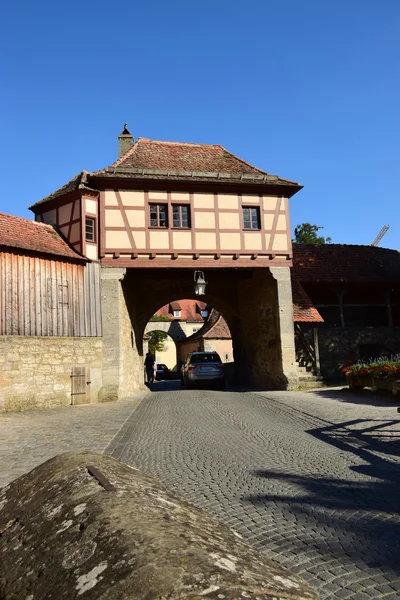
118 124 134 158
121 123 131 136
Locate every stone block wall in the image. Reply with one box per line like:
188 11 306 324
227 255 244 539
0 336 103 411
120 283 144 396
237 267 298 389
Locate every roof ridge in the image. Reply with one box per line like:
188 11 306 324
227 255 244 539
293 243 396 251
137 138 223 148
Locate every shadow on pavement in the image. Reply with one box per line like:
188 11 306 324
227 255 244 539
145 380 182 392
311 387 400 408
244 415 400 573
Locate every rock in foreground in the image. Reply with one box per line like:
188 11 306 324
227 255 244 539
0 452 318 600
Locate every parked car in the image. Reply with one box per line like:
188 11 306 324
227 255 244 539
155 363 169 381
182 352 225 389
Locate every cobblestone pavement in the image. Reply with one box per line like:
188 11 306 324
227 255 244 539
1 385 399 599
0 394 146 488
107 385 400 600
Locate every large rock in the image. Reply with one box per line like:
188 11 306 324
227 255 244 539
0 452 318 600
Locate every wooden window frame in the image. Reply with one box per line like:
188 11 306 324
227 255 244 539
242 206 261 230
150 203 168 228
172 204 191 229
85 216 96 242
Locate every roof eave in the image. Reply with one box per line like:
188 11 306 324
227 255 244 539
89 173 302 197
0 244 89 264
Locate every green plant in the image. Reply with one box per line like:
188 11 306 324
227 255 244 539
150 314 172 322
293 223 332 244
148 330 168 354
343 356 400 382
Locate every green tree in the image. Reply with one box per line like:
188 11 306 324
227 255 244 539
293 223 332 245
148 330 168 355
150 314 172 322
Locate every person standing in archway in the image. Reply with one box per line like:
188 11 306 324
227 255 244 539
144 352 155 384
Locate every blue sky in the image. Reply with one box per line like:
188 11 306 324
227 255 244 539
1 0 399 248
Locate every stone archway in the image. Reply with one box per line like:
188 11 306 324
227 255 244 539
100 266 298 401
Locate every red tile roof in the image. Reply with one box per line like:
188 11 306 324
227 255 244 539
29 171 97 210
30 137 301 210
98 138 300 187
293 244 400 282
155 299 206 322
202 311 231 338
183 309 231 342
292 279 323 323
111 138 269 174
0 213 87 262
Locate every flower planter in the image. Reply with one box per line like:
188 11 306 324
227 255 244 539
346 376 373 390
347 376 400 396
344 358 400 395
371 378 400 394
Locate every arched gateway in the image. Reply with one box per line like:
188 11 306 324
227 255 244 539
30 127 302 400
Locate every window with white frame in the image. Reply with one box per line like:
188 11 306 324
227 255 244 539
173 310 181 318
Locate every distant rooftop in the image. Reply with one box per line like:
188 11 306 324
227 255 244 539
293 243 400 282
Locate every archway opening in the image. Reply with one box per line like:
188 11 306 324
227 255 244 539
144 298 235 387
108 266 296 396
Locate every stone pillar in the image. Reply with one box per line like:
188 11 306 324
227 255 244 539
100 267 127 402
270 266 299 389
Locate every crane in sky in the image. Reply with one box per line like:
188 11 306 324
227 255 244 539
371 225 390 246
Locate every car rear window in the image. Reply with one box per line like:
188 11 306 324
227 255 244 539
189 353 222 364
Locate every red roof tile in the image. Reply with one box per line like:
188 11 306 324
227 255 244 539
0 213 86 262
293 244 400 282
30 137 301 210
202 311 231 338
155 299 206 322
29 171 97 210
183 309 231 342
112 138 268 174
292 279 324 323
100 138 299 187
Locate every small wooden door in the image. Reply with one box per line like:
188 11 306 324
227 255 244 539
71 366 90 405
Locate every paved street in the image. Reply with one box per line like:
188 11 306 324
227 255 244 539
1 385 400 599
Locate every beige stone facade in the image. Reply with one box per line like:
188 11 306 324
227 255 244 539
0 336 103 411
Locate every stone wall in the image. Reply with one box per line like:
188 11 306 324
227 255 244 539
120 282 143 395
315 326 400 380
0 336 103 411
237 267 298 389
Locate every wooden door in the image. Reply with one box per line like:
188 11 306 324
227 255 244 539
71 366 90 405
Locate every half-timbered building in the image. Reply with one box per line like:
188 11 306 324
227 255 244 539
29 126 302 398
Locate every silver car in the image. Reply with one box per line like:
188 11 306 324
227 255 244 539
182 352 225 389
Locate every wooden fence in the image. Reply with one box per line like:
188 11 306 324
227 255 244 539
0 252 102 337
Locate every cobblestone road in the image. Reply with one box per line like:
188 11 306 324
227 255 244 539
0 394 146 488
107 385 400 600
1 386 399 599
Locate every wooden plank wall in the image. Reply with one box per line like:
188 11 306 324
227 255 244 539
0 252 102 337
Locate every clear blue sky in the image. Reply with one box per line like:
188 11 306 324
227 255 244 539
1 0 399 248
